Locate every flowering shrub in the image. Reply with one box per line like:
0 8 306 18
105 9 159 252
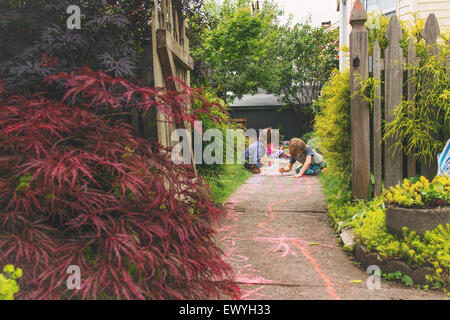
383 176 450 208
0 69 240 300
0 265 22 300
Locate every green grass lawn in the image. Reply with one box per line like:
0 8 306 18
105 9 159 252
200 164 252 204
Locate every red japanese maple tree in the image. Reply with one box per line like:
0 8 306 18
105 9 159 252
0 68 239 300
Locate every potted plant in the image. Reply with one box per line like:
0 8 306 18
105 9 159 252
383 175 450 237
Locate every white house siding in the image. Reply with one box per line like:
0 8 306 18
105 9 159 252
338 0 353 71
399 0 450 33
338 0 450 71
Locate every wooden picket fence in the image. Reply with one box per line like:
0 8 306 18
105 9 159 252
349 1 449 200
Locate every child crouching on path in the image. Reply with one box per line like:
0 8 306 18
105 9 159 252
243 128 272 174
279 138 326 177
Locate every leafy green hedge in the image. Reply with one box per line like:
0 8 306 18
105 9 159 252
192 89 252 204
314 70 351 193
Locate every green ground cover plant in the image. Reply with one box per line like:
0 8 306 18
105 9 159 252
383 271 414 287
0 265 22 300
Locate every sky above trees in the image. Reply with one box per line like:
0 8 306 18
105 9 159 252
276 0 339 26
215 0 340 26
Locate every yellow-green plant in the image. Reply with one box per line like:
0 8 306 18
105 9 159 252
363 14 449 163
383 175 450 207
323 176 450 290
0 265 22 300
354 210 450 290
314 70 352 191
351 73 383 112
366 12 423 57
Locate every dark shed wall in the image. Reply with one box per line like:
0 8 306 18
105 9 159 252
230 106 304 140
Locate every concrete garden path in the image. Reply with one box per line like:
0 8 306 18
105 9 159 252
216 161 446 300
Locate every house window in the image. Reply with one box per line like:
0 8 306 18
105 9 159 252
366 0 398 16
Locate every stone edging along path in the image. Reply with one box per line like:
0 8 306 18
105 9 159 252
341 232 435 285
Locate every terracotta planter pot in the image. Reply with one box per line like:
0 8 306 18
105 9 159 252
386 205 450 237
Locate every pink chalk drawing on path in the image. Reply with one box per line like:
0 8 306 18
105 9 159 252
273 174 284 191
297 176 302 190
235 264 274 285
240 286 270 300
254 234 298 257
217 172 342 300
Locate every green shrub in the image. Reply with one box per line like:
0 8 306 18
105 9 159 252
0 265 22 300
193 88 235 176
301 131 321 154
366 12 415 57
193 89 252 203
314 70 351 195
301 131 314 142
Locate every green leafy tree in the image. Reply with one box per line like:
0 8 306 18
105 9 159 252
265 20 339 132
192 0 281 102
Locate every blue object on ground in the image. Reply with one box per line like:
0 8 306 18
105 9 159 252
437 139 450 176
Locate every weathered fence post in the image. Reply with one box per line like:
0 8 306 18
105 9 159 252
152 0 197 173
350 1 370 200
142 39 158 140
407 38 417 178
384 15 403 189
373 40 382 196
420 14 441 180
